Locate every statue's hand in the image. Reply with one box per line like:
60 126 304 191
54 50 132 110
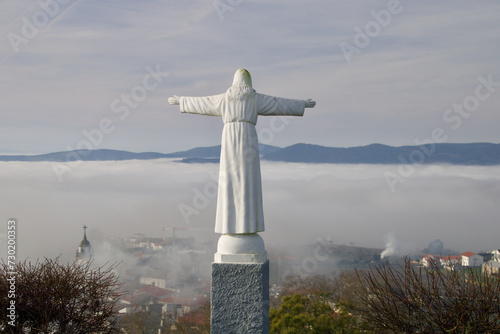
168 95 180 105
305 99 316 108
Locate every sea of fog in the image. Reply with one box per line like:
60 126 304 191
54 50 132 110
1 159 499 262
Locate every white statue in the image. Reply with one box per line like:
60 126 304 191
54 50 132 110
169 69 315 234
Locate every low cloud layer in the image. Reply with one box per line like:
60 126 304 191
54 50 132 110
1 160 499 263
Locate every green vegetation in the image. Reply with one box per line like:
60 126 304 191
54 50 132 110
270 294 358 333
270 274 366 333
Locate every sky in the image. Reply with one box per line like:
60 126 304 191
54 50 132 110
1 0 499 154
1 1 500 263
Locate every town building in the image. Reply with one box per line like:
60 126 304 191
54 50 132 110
460 252 484 267
75 225 92 263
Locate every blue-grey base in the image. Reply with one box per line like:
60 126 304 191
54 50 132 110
211 260 270 334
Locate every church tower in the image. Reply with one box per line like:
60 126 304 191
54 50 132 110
76 225 92 262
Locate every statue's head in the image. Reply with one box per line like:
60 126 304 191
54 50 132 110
232 69 252 88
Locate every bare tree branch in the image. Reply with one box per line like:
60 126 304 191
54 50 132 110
0 257 123 334
354 257 500 333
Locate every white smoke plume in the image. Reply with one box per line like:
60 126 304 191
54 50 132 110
380 232 398 259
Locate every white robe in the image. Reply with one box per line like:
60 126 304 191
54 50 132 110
180 90 305 234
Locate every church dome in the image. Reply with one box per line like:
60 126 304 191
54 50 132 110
79 235 91 249
76 225 92 261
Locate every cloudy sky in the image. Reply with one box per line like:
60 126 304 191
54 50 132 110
1 1 500 262
1 0 499 154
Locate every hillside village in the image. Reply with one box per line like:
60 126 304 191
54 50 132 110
103 233 212 326
421 250 500 274
75 228 500 331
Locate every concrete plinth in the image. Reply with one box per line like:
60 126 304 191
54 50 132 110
211 260 269 334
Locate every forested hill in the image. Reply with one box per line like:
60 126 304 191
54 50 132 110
261 142 500 165
1 142 499 165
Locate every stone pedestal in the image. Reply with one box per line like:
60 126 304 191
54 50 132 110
211 234 269 334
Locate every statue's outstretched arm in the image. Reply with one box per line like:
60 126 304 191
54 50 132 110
168 95 180 105
305 99 316 108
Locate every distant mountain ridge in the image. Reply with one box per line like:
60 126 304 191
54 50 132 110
261 142 500 165
0 144 281 163
1 142 499 165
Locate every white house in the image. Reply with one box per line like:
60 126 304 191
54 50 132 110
483 260 500 276
490 249 500 262
140 276 167 289
460 252 484 267
439 255 460 270
421 254 438 268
